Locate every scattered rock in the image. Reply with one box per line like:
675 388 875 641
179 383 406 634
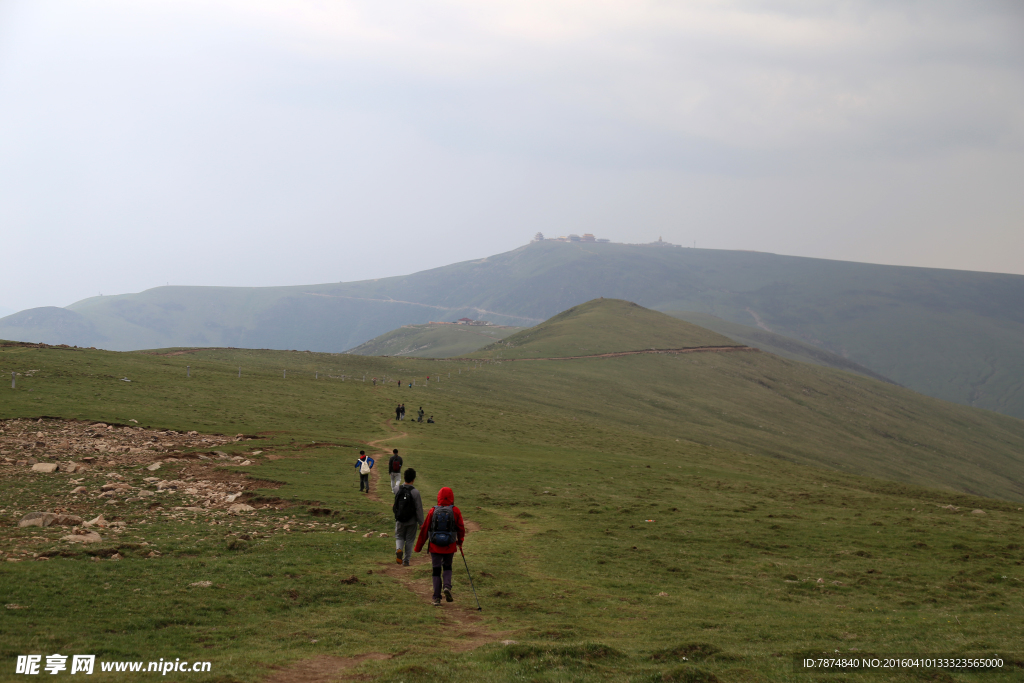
31 463 58 473
378 532 388 538
146 463 161 471
224 493 242 503
62 531 102 543
657 592 669 597
54 514 82 526
228 503 254 513
19 512 58 528
58 462 79 473
84 515 107 528
137 490 155 498
501 640 518 646
972 509 985 515
109 553 123 561
190 581 212 588
147 551 159 558
71 486 87 494
240 460 252 466
362 532 373 538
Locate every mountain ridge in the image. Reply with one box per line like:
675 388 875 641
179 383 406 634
2 241 1023 417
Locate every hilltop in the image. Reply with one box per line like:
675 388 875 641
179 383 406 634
471 298 739 359
2 240 1023 418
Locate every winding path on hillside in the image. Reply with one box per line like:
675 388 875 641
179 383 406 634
457 344 758 362
265 419 504 682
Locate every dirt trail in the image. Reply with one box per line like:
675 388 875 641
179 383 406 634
364 419 409 503
376 518 506 653
263 421 508 682
453 345 756 362
263 653 392 683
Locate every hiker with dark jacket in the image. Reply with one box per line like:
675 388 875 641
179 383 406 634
414 486 466 606
354 451 374 493
395 405 401 421
417 407 425 423
388 448 403 493
393 468 424 566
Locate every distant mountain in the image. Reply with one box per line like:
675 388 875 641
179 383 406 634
1 241 1022 417
345 323 524 357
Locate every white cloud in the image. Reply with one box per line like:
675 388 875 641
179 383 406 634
0 0 1021 311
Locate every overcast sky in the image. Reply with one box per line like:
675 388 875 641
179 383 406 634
1 0 1022 314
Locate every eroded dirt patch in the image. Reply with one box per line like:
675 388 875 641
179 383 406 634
264 653 392 683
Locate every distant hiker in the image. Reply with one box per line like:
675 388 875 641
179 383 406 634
427 416 435 424
388 448 403 493
415 486 466 606
408 382 412 388
372 377 377 386
393 468 424 567
418 407 425 423
354 451 374 493
395 405 401 421
400 404 406 420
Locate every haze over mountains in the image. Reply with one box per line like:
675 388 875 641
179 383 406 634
3 241 1023 418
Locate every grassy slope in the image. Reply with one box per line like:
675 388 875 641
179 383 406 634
2 241 1023 419
2 305 1024 681
471 299 739 360
665 311 897 384
345 324 524 358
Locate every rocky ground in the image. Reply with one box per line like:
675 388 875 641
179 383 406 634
0 418 387 566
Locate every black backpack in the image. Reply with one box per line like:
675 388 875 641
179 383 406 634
393 486 416 523
429 505 457 547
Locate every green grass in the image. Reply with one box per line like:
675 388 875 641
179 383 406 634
472 299 737 359
345 323 524 358
2 303 1024 681
664 311 896 384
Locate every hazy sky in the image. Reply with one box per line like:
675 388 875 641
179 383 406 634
1 0 1022 313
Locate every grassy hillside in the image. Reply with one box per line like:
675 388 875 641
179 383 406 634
472 299 740 359
665 311 897 384
2 242 1023 419
345 323 524 358
3 302 1024 680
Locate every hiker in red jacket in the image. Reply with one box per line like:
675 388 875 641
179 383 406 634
414 486 466 606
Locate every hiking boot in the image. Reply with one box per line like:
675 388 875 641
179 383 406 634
402 560 410 566
432 597 441 606
443 587 453 603
395 551 403 565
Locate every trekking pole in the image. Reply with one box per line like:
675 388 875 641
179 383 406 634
459 546 482 611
